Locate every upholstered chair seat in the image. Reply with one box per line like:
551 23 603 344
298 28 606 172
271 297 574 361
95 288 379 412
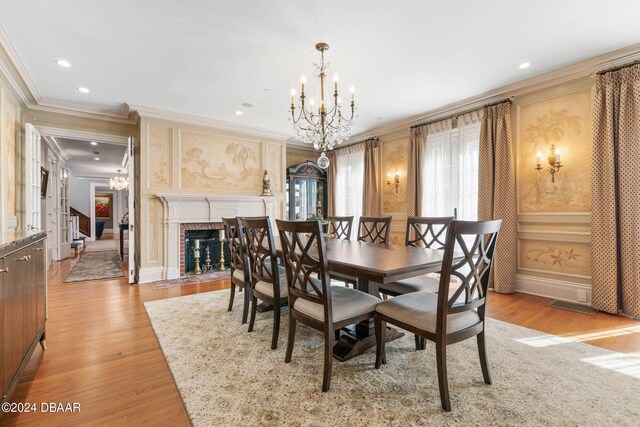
232 268 245 284
255 270 288 298
294 284 379 323
376 291 480 334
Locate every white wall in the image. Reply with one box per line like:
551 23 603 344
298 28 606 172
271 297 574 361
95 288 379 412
69 174 91 216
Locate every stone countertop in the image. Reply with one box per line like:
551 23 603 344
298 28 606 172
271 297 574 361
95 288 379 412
0 230 47 255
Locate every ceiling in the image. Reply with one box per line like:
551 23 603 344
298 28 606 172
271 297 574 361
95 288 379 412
58 138 126 179
2 1 640 136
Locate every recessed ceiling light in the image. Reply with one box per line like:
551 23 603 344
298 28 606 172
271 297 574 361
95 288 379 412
56 59 71 68
94 157 100 161
519 62 531 69
90 141 98 146
235 110 243 116
241 102 254 108
78 87 90 94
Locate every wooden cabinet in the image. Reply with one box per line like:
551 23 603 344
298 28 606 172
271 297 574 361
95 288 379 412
0 233 46 403
286 162 328 221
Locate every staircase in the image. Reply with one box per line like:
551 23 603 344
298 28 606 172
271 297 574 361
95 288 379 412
70 207 91 237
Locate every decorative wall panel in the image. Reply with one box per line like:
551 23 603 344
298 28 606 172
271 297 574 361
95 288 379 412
382 138 407 214
180 131 261 191
518 89 592 213
519 239 591 277
3 96 16 217
148 126 172 188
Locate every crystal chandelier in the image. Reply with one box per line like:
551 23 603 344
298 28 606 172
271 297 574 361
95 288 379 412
110 169 129 191
290 42 356 168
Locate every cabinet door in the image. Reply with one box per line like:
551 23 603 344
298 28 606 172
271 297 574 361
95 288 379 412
34 243 46 334
0 258 4 395
23 248 38 350
3 249 29 392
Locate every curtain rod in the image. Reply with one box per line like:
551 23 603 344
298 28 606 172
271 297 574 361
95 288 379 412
597 59 640 75
410 97 513 129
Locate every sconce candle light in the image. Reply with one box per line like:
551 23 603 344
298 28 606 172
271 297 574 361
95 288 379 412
387 169 400 193
535 144 564 182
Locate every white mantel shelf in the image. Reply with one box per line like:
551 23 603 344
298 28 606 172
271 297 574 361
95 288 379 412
149 193 283 282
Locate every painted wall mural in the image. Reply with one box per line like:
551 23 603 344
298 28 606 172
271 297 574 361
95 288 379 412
180 131 261 191
382 139 407 213
286 148 314 167
518 89 592 213
149 126 171 188
3 97 16 217
520 239 591 277
268 143 283 192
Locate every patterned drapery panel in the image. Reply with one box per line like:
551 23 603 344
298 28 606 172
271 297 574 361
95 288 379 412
591 64 640 318
363 138 381 216
478 102 517 294
327 150 337 217
407 126 428 216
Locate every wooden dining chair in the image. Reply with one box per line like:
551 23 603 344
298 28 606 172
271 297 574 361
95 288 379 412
222 217 251 324
241 217 288 350
378 216 454 298
326 216 354 240
375 219 502 411
357 216 392 244
276 219 381 392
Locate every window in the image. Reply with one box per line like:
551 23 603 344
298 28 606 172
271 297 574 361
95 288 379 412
334 144 365 239
421 113 481 220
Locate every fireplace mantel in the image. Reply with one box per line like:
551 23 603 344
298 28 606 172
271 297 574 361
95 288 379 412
154 193 283 281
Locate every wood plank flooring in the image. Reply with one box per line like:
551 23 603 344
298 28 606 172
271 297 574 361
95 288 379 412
1 245 638 425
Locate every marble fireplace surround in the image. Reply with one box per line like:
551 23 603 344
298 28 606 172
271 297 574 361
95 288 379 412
156 194 281 281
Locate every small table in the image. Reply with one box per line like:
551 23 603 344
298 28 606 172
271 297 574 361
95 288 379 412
119 223 128 259
275 238 447 361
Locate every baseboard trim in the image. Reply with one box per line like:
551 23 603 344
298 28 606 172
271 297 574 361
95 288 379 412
138 267 164 284
516 274 592 305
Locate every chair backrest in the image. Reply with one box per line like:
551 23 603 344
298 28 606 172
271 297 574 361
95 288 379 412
405 216 454 249
222 217 246 272
357 216 392 244
436 219 502 333
276 220 333 323
240 217 280 290
326 216 354 240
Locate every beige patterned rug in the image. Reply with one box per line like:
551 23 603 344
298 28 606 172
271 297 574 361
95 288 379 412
144 290 640 426
84 238 117 253
64 250 124 282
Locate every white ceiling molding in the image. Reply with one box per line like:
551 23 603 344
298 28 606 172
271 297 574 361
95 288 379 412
352 43 640 140
131 104 291 141
35 125 130 146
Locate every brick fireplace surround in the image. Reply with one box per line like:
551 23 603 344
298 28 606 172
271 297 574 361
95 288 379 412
179 222 225 276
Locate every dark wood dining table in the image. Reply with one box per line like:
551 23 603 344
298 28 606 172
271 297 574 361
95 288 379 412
275 237 448 361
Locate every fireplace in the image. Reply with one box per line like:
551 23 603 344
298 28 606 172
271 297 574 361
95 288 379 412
180 223 230 276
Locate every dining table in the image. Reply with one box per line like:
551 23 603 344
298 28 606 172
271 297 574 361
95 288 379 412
275 237 448 362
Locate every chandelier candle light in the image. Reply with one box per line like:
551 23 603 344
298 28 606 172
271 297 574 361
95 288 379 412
110 169 129 191
290 42 356 169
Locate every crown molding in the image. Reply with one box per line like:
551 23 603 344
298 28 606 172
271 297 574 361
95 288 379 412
351 43 640 140
34 125 129 145
130 103 292 141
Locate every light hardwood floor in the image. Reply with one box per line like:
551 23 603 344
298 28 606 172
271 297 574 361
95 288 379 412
2 249 638 425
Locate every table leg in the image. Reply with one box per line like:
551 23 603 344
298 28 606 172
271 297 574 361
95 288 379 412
333 277 404 362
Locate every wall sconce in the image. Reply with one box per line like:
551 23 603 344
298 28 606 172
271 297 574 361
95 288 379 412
535 144 563 183
387 169 400 193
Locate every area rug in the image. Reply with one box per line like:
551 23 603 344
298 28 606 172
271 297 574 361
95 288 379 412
150 271 230 290
144 290 640 426
83 238 117 253
64 250 124 282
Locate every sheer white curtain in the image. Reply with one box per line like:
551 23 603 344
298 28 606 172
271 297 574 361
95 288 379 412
334 143 365 239
421 111 481 220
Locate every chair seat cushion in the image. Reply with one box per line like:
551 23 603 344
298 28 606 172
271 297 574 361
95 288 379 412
293 286 379 323
376 291 480 334
254 266 288 298
379 274 439 295
232 268 246 285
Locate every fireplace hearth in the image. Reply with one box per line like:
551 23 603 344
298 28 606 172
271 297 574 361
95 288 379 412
181 223 229 276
